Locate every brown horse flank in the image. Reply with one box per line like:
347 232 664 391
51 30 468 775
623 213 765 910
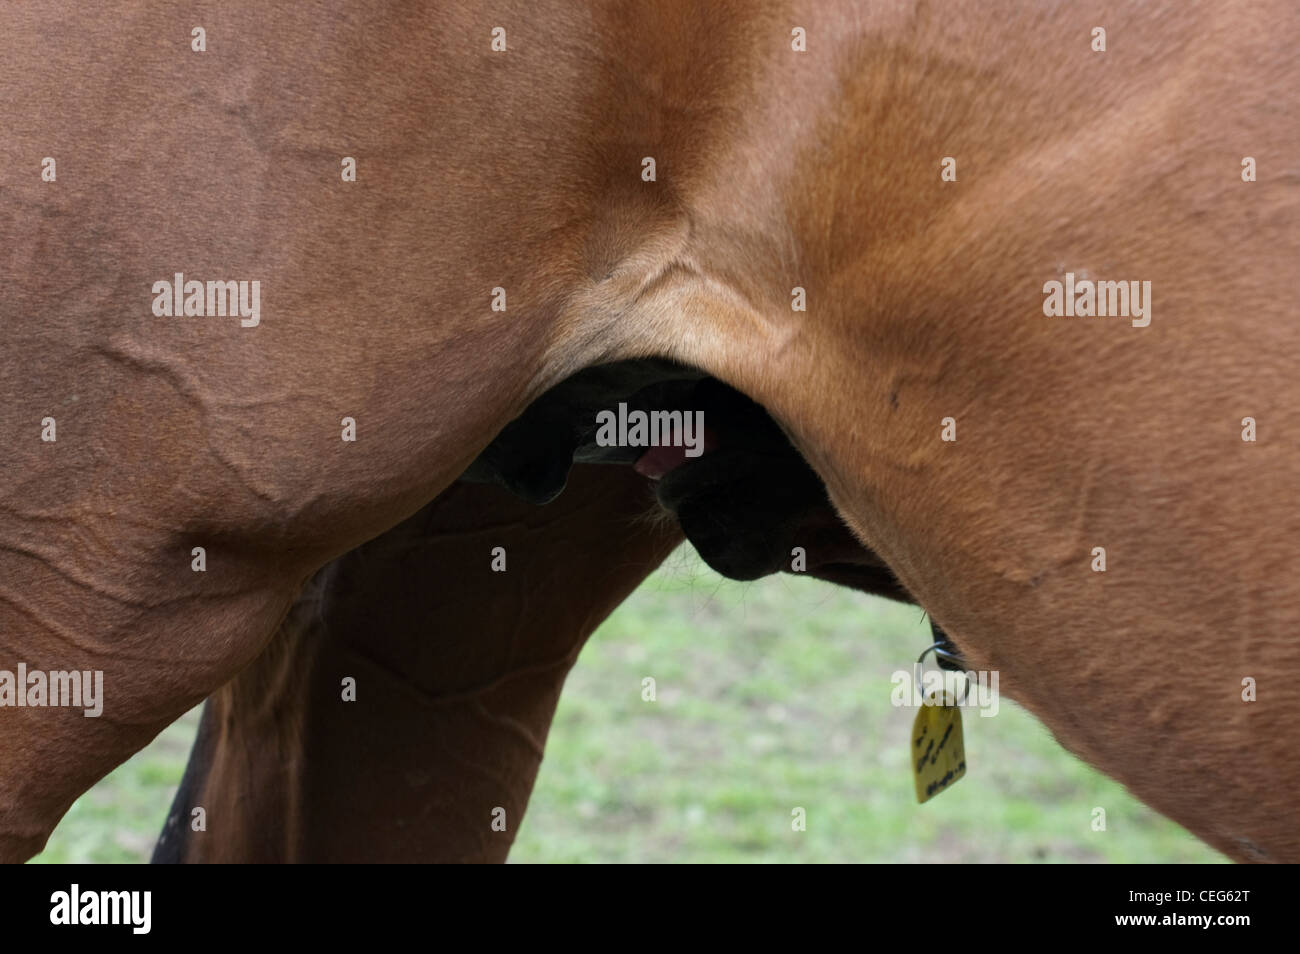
2 1 1298 863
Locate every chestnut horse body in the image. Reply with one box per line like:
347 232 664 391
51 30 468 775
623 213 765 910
1 0 1297 861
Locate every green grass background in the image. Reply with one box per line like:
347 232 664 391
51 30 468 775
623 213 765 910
33 545 1224 863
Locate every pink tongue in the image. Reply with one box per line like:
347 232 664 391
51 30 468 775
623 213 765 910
634 444 690 479
633 427 717 479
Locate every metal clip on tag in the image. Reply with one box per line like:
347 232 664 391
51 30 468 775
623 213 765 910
928 618 966 672
916 640 970 706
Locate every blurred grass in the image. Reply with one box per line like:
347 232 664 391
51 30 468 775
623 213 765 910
34 544 1224 863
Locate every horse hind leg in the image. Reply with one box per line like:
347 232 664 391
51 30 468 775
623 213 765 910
154 463 680 863
0 520 305 862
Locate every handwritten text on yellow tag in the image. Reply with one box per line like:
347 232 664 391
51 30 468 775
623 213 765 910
911 691 966 803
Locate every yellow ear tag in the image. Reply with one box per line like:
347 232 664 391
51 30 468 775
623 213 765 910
911 689 966 803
